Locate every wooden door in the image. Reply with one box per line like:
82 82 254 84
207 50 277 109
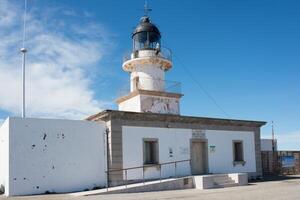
191 141 206 175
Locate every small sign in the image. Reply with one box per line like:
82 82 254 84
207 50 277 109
282 156 295 168
209 145 216 153
192 129 206 139
169 147 173 157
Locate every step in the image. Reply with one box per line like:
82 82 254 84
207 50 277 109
214 182 239 188
214 180 236 184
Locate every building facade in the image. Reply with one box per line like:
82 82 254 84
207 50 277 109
0 11 267 197
88 110 265 186
88 14 266 186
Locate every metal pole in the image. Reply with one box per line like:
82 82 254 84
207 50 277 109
21 48 27 118
125 170 127 188
175 162 177 178
143 166 145 185
159 164 162 182
21 0 27 118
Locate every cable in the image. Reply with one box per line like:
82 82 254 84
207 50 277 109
172 53 231 118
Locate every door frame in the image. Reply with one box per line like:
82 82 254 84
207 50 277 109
190 138 209 175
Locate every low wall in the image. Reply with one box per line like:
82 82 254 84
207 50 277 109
1 117 107 196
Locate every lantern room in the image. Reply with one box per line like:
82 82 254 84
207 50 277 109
132 16 161 51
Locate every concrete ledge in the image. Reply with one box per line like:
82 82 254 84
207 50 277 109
228 173 248 186
193 173 248 189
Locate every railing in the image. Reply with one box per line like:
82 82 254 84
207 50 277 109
106 159 191 189
123 46 172 63
117 77 182 98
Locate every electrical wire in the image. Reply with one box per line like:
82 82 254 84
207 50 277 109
172 53 231 118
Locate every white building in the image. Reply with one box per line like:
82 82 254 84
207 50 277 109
0 14 266 196
89 15 266 186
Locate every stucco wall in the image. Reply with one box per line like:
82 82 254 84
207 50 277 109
6 117 107 196
119 95 141 112
206 130 256 173
122 126 256 180
0 118 9 194
122 126 191 180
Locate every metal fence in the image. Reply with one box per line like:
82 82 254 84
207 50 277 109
123 47 172 63
116 77 182 98
262 151 300 175
106 159 191 190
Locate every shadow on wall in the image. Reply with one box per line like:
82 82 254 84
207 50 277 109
0 184 4 194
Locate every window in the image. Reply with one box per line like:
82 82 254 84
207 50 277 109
233 141 244 163
143 139 159 165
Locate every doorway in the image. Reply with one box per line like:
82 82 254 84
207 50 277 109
190 140 208 175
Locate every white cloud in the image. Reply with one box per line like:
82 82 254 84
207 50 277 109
0 0 112 119
276 130 300 151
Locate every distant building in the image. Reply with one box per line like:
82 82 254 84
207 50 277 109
261 139 277 151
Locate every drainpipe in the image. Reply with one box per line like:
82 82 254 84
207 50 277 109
105 128 110 189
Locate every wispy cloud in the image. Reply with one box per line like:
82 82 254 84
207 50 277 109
0 0 113 119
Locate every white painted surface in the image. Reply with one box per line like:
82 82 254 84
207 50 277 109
119 95 141 112
122 126 191 180
261 139 277 151
122 126 257 181
130 64 165 92
3 117 107 196
206 130 256 173
0 118 9 194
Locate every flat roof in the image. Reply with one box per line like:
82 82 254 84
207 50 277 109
87 110 267 127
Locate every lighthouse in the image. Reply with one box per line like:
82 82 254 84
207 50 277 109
116 14 183 115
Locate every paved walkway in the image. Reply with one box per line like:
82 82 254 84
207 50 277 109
1 176 300 200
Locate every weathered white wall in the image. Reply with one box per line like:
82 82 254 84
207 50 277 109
122 126 191 180
119 95 141 112
6 117 107 196
119 95 180 115
140 95 180 114
0 118 9 194
122 126 257 180
131 64 165 92
206 130 256 173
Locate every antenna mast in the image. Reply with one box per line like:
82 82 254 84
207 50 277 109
272 121 275 152
21 0 28 118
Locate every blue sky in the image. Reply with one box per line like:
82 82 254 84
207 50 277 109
0 0 299 150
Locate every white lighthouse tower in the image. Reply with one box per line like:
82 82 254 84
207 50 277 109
116 14 183 115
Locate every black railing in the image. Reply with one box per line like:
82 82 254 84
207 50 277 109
117 77 182 98
123 47 172 63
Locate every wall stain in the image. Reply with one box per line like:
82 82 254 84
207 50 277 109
43 133 47 140
31 144 36 149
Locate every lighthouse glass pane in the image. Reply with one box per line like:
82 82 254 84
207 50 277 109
133 32 161 50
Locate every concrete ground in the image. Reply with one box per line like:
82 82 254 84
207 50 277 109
1 176 300 200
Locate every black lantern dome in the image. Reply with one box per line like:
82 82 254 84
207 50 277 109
132 16 161 51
